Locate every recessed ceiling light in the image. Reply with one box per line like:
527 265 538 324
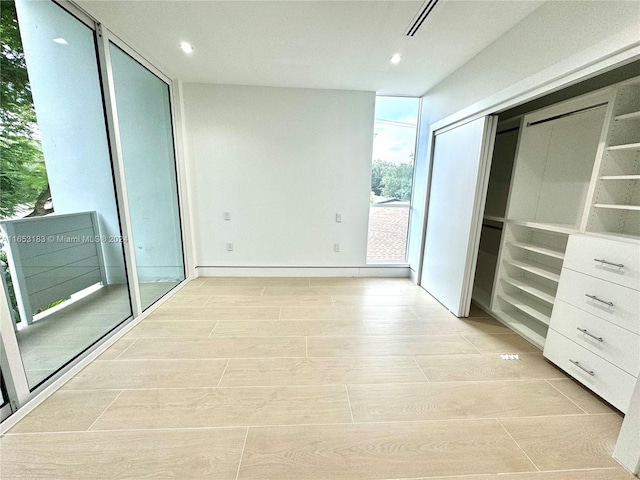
389 53 402 65
52 38 67 45
180 42 193 54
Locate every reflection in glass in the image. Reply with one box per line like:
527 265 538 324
0 0 132 388
109 44 185 310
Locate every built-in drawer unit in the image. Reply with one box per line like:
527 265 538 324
550 300 640 376
563 235 639 290
544 233 639 412
556 268 640 334
545 330 636 412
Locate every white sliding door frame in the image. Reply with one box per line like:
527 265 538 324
96 25 143 317
99 27 193 284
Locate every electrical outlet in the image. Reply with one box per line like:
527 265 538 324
223 211 231 221
334 243 340 252
336 213 342 223
226 242 233 251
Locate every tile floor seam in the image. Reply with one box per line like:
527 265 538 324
4 425 250 437
544 379 589 414
372 473 614 480
113 338 139 360
85 390 124 432
344 385 355 423
207 320 220 338
202 295 214 307
495 418 540 472
459 334 483 354
412 356 431 382
217 359 231 388
7 417 579 437
235 427 250 480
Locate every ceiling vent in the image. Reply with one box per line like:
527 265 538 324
404 0 441 36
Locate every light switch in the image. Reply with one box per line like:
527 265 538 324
226 242 233 251
334 243 340 252
336 213 342 223
223 212 231 221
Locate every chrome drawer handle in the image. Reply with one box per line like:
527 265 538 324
570 359 595 376
585 294 614 307
594 258 624 268
576 327 604 342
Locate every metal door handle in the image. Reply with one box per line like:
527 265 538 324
569 359 594 376
585 294 614 307
576 327 604 342
594 258 624 268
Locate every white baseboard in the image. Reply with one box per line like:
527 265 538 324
409 268 418 284
196 265 410 278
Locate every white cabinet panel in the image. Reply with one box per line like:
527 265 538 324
556 268 640 334
551 300 639 376
420 116 497 316
563 235 640 290
544 329 636 413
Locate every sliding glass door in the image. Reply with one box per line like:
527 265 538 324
0 0 186 418
2 0 132 389
109 44 185 311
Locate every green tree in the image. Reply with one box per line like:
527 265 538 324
0 0 50 218
382 162 413 201
370 159 394 196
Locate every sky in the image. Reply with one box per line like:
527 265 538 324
372 96 419 165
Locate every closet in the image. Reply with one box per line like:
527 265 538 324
471 75 640 412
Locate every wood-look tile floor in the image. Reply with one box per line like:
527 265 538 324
1 277 634 479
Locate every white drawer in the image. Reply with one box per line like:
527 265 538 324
549 300 640 376
556 268 640 335
564 235 640 290
544 330 636 413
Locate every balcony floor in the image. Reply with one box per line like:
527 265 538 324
15 282 178 387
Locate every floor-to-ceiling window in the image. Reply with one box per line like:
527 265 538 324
0 0 186 419
366 96 420 263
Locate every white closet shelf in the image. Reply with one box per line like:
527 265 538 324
509 240 565 260
614 111 640 121
502 276 556 305
498 292 552 326
509 220 578 235
593 204 640 211
504 258 561 282
493 310 546 350
600 175 640 181
608 143 640 151
483 215 505 223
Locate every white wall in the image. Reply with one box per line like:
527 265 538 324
183 84 375 269
408 0 640 271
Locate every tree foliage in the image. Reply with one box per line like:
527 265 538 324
370 160 394 196
371 159 413 201
0 0 49 218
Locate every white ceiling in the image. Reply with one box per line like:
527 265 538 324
77 0 546 96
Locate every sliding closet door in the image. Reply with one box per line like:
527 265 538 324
420 116 497 316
